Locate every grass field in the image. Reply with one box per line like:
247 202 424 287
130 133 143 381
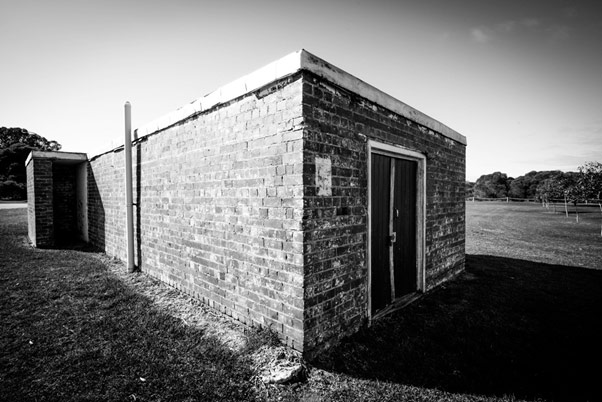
467 201 602 269
0 209 280 401
1 203 601 401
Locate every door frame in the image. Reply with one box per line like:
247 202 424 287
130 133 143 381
367 140 426 321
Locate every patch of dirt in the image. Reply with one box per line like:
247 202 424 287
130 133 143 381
250 345 307 399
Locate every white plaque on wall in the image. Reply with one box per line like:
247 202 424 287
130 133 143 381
315 156 332 196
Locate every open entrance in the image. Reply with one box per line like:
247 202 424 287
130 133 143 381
368 141 425 319
52 161 88 246
26 151 88 248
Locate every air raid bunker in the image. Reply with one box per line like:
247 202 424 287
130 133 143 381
27 50 467 356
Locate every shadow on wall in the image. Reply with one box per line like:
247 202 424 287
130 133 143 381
313 254 602 402
87 163 105 252
84 144 142 267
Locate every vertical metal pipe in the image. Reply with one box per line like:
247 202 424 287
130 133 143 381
124 101 135 272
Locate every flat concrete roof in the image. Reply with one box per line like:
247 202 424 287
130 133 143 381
25 151 88 167
135 50 467 146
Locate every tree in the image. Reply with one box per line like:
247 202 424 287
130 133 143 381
559 173 587 222
465 181 475 198
508 175 529 199
0 127 61 151
578 161 602 236
0 127 62 200
508 170 565 199
474 172 511 198
536 178 564 212
553 172 579 218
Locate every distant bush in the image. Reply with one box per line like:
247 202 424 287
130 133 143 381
474 172 510 198
0 127 61 201
0 180 26 200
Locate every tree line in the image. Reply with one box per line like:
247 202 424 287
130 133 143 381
467 163 602 235
0 127 62 200
467 164 602 204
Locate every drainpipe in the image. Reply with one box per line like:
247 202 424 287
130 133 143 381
124 101 135 273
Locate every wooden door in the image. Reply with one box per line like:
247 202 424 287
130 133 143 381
370 153 392 313
370 154 417 314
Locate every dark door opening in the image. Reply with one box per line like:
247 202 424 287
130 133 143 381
370 153 417 315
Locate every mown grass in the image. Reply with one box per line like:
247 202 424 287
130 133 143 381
2 202 601 402
466 201 602 268
0 209 271 402
283 202 602 402
305 254 602 402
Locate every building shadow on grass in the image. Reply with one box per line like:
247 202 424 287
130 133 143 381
313 254 602 402
1 230 262 401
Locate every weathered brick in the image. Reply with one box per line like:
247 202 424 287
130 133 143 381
79 59 465 359
26 158 54 247
88 76 306 351
301 69 465 356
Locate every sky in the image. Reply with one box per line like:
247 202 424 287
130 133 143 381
1 0 601 181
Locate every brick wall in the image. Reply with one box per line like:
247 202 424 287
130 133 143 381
88 74 307 350
85 68 465 355
26 158 36 244
301 71 466 354
26 158 54 247
88 152 125 257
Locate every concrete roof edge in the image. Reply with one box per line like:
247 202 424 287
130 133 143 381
298 50 467 146
135 50 304 138
25 151 88 166
25 151 34 167
133 49 466 146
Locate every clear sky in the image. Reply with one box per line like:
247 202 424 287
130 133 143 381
1 0 601 181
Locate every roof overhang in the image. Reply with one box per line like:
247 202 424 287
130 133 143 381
25 151 88 167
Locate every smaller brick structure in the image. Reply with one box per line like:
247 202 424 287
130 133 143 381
25 151 88 248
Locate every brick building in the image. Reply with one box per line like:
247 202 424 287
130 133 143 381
25 151 88 248
27 50 466 356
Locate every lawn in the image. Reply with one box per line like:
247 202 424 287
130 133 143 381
466 201 602 268
0 209 275 402
1 203 601 401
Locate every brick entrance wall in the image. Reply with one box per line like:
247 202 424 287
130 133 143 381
26 158 53 248
301 71 465 353
26 152 88 248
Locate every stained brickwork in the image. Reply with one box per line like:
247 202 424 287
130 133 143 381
81 54 465 356
26 158 53 247
88 75 306 349
301 71 465 353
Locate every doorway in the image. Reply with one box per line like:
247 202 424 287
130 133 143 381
368 141 425 317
